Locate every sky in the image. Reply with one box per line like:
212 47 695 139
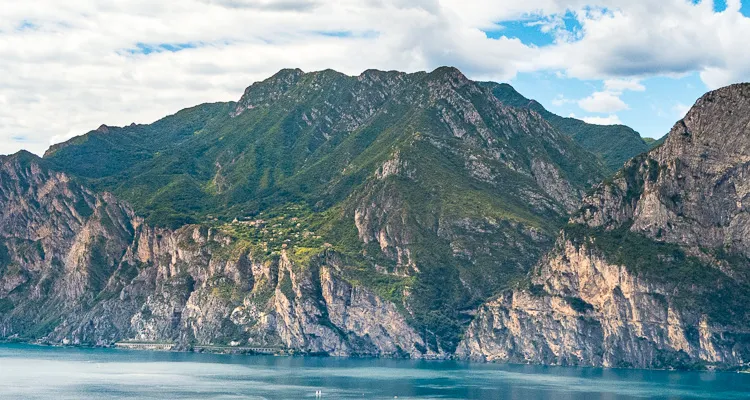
2 0 750 155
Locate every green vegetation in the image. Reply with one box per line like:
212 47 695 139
220 203 326 260
38 67 609 353
279 270 295 300
140 305 152 320
340 263 414 308
0 298 14 313
0 242 10 275
565 296 594 313
209 277 242 303
44 70 603 229
482 81 652 173
87 237 116 293
643 136 666 149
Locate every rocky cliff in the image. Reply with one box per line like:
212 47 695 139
6 69 749 370
0 152 440 357
457 84 750 369
31 67 608 352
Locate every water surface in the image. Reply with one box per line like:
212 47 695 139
1 343 748 399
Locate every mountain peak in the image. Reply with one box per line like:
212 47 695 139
659 82 750 162
577 81 750 241
686 82 750 122
0 150 51 183
700 82 750 99
481 80 650 172
233 68 307 116
430 65 462 75
270 67 305 79
1 149 38 163
18 64 611 354
357 69 410 83
426 66 468 83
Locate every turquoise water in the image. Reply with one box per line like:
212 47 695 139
1 344 749 399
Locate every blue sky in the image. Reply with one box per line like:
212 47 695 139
2 0 750 154
486 2 750 138
509 70 707 139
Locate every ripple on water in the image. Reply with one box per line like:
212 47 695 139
1 344 749 400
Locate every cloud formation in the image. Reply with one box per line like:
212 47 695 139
580 114 623 125
672 102 692 119
1 0 749 154
604 79 645 92
577 77 645 115
578 91 629 113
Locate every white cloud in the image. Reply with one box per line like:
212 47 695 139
551 94 575 107
672 102 692 119
1 0 750 155
577 77 644 116
580 114 623 125
604 78 645 92
578 91 628 113
544 1 750 87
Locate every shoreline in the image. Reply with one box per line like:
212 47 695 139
2 339 748 373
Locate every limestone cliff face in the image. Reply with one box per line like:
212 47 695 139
577 83 750 250
7 74 750 370
456 235 747 368
38 67 608 352
457 84 750 369
0 154 439 358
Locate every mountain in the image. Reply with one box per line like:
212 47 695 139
10 67 747 370
482 82 653 173
1 67 607 354
45 69 605 228
457 83 750 369
644 136 666 149
0 151 435 356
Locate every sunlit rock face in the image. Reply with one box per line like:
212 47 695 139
457 84 750 369
4 67 609 355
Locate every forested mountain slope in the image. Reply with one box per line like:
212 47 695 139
458 84 750 369
482 82 653 173
2 67 607 353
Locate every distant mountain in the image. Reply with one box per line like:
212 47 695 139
5 67 749 370
643 136 666 148
46 69 605 228
458 83 750 369
0 150 438 356
3 67 606 353
481 82 652 173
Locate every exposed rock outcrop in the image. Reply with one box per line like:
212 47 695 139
457 84 750 369
8 71 750 370
0 153 440 358
456 235 748 368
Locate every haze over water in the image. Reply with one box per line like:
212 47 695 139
1 344 748 399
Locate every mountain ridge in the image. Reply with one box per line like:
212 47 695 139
2 66 607 353
480 81 655 173
3 68 748 369
43 67 606 227
457 83 750 369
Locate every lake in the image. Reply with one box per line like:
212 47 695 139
1 343 748 399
